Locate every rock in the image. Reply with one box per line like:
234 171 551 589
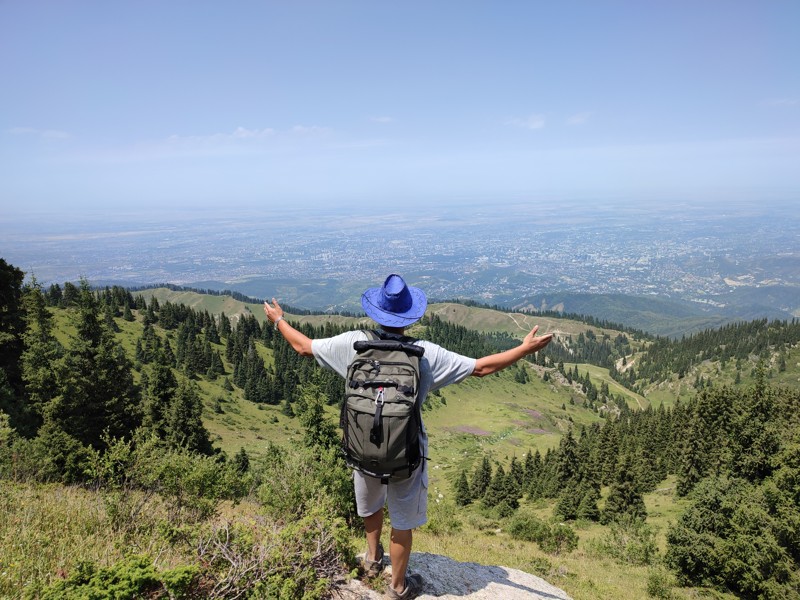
332 552 572 599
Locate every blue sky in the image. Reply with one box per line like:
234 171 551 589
1 1 798 214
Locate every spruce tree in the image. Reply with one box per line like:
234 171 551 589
142 362 178 439
482 464 506 509
19 282 63 436
233 447 250 473
0 259 25 428
471 455 492 499
455 469 472 506
47 282 139 449
166 378 213 455
298 390 337 450
601 453 647 524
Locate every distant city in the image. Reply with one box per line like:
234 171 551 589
2 199 799 317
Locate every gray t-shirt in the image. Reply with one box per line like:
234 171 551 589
311 330 477 428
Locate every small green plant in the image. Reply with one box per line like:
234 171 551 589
646 566 675 599
424 499 463 536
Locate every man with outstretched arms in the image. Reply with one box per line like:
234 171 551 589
264 274 553 600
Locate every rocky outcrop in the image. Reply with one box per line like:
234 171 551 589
334 552 572 599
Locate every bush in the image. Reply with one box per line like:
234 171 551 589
507 513 578 555
666 475 800 599
591 515 659 566
197 499 354 600
539 523 579 555
88 434 247 527
424 499 463 536
646 567 675 599
32 555 199 600
255 442 355 525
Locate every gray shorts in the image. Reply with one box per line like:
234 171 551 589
354 464 428 531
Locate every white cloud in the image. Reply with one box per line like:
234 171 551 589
8 126 70 139
506 114 546 130
763 98 798 107
290 125 331 135
166 127 275 144
566 112 592 126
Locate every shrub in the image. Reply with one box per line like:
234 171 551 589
424 499 463 536
88 434 247 527
32 555 199 600
255 442 355 525
646 567 675 599
197 499 353 600
507 513 578 555
591 515 659 566
539 523 579 555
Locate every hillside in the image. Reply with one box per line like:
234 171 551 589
3 277 800 600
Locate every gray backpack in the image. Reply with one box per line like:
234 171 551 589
340 330 425 483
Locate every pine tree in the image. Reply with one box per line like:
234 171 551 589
166 379 213 455
0 259 25 429
20 282 64 436
298 390 337 450
471 455 492 499
233 447 250 473
142 362 178 438
601 453 647 524
575 481 601 521
455 469 472 506
482 464 506 509
47 282 140 449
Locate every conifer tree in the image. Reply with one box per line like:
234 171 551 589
455 469 472 506
601 453 647 524
166 378 213 455
233 447 250 473
47 281 139 449
575 481 601 521
142 362 178 439
482 464 506 509
298 390 337 450
472 455 492 499
20 282 63 436
0 259 25 428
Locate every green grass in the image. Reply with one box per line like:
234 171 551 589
406 476 720 600
18 295 799 599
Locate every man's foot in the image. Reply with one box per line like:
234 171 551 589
360 542 385 577
386 573 424 599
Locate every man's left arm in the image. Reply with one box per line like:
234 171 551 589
472 325 553 377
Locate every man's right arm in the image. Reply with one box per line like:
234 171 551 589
264 299 313 356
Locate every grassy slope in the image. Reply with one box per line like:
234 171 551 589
29 291 791 599
132 288 633 464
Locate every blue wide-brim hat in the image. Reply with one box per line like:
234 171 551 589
361 274 428 327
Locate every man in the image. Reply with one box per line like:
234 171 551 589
264 274 553 599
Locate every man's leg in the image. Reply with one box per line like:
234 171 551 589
389 527 412 593
364 509 383 562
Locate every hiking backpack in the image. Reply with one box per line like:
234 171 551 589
340 330 425 483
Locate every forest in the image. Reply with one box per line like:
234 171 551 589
1 256 799 599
